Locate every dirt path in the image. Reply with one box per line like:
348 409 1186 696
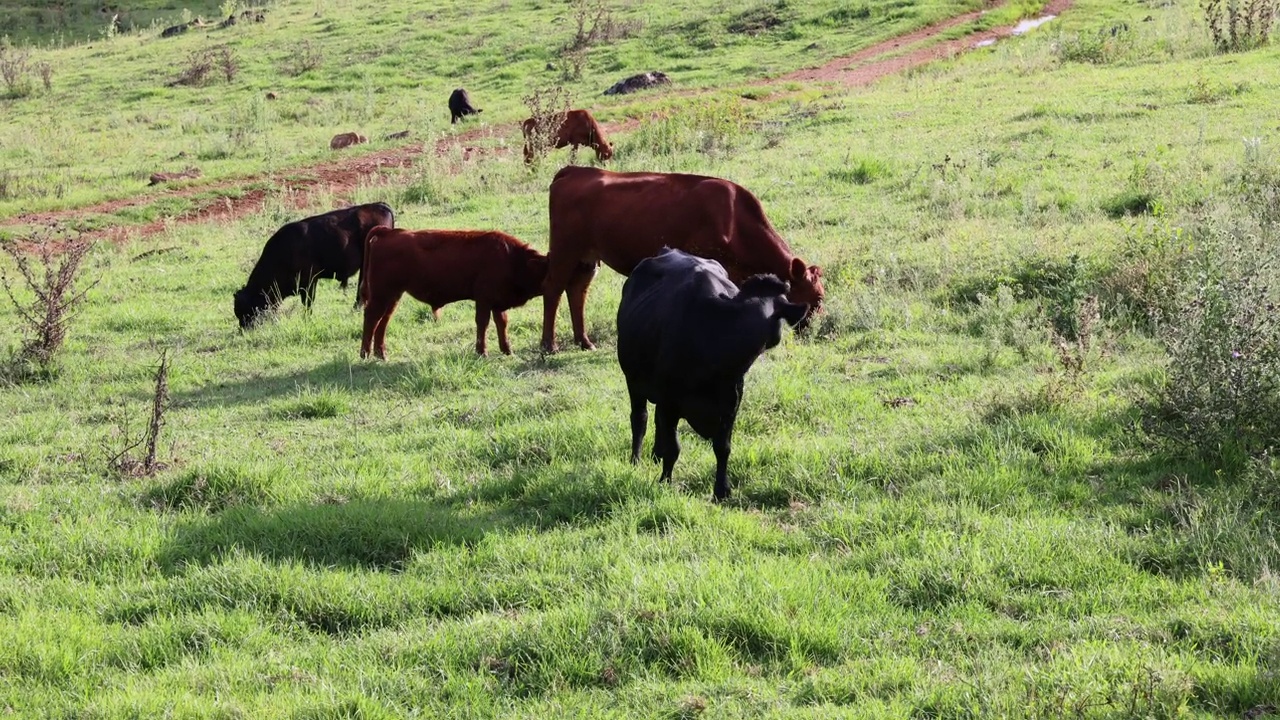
2 0 1071 244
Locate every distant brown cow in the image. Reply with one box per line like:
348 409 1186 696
330 132 367 150
521 109 613 164
360 227 555 358
541 166 825 353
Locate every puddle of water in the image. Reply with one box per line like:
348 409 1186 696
974 38 997 48
1011 14 1057 35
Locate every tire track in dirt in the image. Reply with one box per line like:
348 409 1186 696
1 0 1071 245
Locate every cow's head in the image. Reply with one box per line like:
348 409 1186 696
786 258 825 331
739 274 809 350
233 287 271 329
597 141 615 162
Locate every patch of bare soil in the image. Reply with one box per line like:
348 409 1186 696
1 0 1071 244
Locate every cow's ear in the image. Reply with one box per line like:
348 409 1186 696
776 301 809 328
790 257 806 280
809 264 823 279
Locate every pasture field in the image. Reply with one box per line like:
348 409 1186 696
3 0 1280 717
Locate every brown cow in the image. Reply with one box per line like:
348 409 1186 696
541 166 825 353
359 226 551 358
521 109 614 164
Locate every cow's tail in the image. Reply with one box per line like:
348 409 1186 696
361 225 392 307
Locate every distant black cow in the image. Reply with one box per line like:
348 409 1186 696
233 202 395 328
616 248 808 501
448 88 483 124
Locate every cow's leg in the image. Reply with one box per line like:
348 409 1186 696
351 273 365 311
541 256 581 353
494 310 512 355
372 297 400 360
361 296 391 359
566 263 596 351
711 422 735 502
474 303 491 356
712 385 743 500
626 377 648 465
654 404 680 483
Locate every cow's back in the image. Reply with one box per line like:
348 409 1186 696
551 167 755 275
618 249 735 392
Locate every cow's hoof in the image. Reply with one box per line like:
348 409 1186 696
577 339 596 351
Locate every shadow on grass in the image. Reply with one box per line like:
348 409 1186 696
157 497 504 572
157 462 658 573
173 358 421 408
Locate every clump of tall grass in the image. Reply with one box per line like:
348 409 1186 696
621 99 749 158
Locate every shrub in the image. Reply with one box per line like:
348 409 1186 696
1147 184 1280 462
173 46 240 87
521 85 571 167
0 230 98 381
281 40 323 77
0 40 32 98
1203 0 1275 52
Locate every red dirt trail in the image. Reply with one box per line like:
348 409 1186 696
1 0 1071 245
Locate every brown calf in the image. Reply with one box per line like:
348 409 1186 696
360 226 550 358
521 109 613 164
330 132 367 150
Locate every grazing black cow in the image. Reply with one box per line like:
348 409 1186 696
233 202 395 328
448 88 483 124
616 248 808 501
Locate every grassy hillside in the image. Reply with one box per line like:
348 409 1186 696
0 0 988 223
3 0 1280 717
0 0 253 45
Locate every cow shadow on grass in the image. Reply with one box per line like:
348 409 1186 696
156 496 505 572
156 462 654 574
173 357 423 409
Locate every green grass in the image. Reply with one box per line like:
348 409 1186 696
3 0 1280 716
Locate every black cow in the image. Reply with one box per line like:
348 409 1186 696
448 88 483 124
233 202 395 328
616 248 808 501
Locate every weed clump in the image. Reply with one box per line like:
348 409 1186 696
1203 0 1275 52
0 39 32 98
0 228 97 382
105 349 173 477
727 1 794 35
622 98 748 158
